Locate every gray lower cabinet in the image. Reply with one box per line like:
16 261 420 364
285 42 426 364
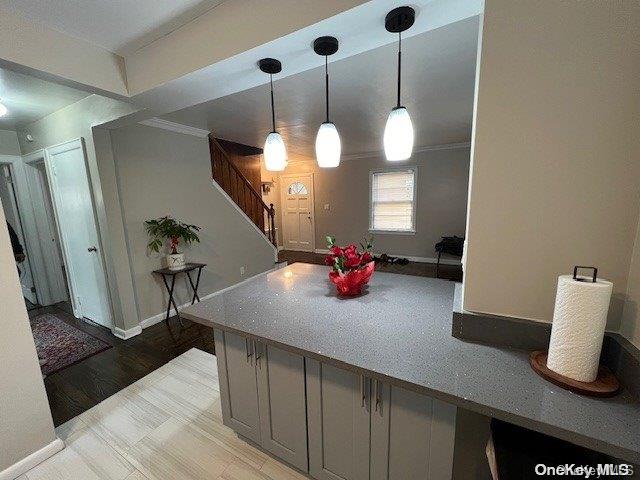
307 360 457 480
370 381 457 480
256 341 308 471
214 329 261 443
214 330 308 471
306 359 371 480
216 332 456 480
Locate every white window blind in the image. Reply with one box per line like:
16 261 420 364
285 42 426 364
370 169 416 232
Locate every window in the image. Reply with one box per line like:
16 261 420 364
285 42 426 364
287 182 308 195
369 168 416 233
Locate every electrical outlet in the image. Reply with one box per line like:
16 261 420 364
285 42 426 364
324 203 330 211
240 266 246 275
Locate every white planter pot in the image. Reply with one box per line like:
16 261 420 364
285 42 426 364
165 253 186 270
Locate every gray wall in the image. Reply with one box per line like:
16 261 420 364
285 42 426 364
110 124 276 321
0 129 21 155
0 205 58 472
464 0 640 335
277 147 470 259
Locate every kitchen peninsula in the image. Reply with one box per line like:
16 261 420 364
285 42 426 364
182 263 640 477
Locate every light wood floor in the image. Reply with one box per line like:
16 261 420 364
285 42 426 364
20 348 306 480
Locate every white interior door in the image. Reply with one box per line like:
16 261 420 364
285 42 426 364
45 139 111 327
281 174 315 252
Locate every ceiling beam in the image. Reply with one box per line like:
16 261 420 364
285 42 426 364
0 8 129 98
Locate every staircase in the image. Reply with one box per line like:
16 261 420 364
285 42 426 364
209 136 276 246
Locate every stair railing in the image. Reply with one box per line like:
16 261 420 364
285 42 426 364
209 136 277 247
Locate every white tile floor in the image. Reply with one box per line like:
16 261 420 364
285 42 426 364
22 348 308 480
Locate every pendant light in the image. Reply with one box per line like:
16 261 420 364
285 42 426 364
259 58 288 171
384 6 415 161
313 36 341 168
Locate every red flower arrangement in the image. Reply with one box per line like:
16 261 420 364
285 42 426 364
325 236 375 296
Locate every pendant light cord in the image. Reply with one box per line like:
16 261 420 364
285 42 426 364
397 31 402 108
325 55 330 123
270 73 276 132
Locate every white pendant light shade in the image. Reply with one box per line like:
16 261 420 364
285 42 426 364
315 122 341 168
0 102 7 117
384 107 414 161
264 131 288 171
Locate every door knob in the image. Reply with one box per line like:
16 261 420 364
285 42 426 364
88 246 97 252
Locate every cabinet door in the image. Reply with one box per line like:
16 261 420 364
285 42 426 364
214 330 261 443
256 342 308 471
370 381 457 480
306 359 370 480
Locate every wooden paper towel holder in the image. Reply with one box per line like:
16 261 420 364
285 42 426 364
530 351 619 398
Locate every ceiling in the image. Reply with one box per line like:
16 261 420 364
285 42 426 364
0 67 90 129
0 0 226 55
161 16 479 159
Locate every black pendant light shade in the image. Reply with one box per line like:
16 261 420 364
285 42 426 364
258 58 287 171
313 36 341 168
385 6 415 33
384 6 416 161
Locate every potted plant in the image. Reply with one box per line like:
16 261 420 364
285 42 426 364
145 216 201 270
324 236 375 296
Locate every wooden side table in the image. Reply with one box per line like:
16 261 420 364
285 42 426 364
152 263 206 326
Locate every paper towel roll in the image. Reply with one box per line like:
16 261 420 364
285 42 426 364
546 273 613 382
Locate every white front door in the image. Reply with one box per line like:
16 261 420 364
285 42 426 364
281 174 315 252
45 139 112 327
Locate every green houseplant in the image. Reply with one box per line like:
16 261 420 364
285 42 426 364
145 216 201 270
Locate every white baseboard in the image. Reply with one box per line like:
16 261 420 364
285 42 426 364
0 438 64 480
313 249 461 266
139 267 279 330
113 325 143 340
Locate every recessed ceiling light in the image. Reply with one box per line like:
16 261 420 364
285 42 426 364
0 101 7 117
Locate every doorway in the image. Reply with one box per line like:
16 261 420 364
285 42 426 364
23 154 69 307
18 140 112 328
0 156 39 307
280 173 315 252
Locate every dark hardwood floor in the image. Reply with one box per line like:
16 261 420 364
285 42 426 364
278 249 463 282
29 304 215 426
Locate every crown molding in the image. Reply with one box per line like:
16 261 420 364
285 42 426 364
139 117 210 138
284 142 472 166
341 142 471 161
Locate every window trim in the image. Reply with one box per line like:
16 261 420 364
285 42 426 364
368 166 417 235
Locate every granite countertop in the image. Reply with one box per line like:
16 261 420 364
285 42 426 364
181 263 640 464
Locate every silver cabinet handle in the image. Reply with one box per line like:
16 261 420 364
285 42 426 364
360 375 366 407
374 380 382 412
245 338 253 364
254 340 263 369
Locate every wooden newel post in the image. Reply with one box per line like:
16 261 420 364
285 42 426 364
269 204 276 246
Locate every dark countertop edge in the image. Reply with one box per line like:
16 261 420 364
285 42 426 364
452 283 640 401
182 310 640 464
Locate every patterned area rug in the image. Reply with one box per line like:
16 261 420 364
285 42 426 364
30 313 112 375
